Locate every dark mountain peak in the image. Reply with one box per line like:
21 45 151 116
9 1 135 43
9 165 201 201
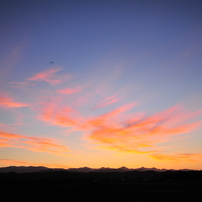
68 167 94 173
117 166 130 171
119 166 129 169
0 166 50 173
97 167 112 172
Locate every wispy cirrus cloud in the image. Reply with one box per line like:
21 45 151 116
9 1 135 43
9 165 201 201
27 67 61 84
150 153 202 162
38 97 202 161
25 66 202 164
0 93 29 108
0 130 70 156
86 105 202 157
40 103 82 128
57 87 80 94
0 159 30 167
91 96 119 111
27 67 73 85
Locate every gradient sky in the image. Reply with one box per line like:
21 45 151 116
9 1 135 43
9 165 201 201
0 0 202 170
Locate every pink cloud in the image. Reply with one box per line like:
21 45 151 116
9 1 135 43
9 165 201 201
27 67 61 82
0 93 29 108
57 87 80 94
71 94 91 107
40 103 82 128
92 96 119 111
0 130 70 155
27 67 73 85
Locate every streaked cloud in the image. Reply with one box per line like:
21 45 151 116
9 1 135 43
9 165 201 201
0 159 30 166
27 67 61 84
0 130 70 155
0 93 29 108
92 96 119 111
86 105 201 156
150 153 202 162
40 103 82 128
27 67 73 85
38 94 202 163
57 87 80 94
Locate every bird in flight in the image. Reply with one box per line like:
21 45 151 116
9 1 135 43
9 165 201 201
50 61 54 64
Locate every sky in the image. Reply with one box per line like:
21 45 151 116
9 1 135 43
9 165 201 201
0 0 202 170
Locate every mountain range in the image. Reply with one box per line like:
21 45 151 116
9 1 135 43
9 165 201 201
0 166 181 173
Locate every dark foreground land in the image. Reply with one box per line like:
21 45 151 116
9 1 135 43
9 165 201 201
1 170 202 201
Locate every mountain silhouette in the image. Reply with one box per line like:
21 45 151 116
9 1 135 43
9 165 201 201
0 165 191 173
